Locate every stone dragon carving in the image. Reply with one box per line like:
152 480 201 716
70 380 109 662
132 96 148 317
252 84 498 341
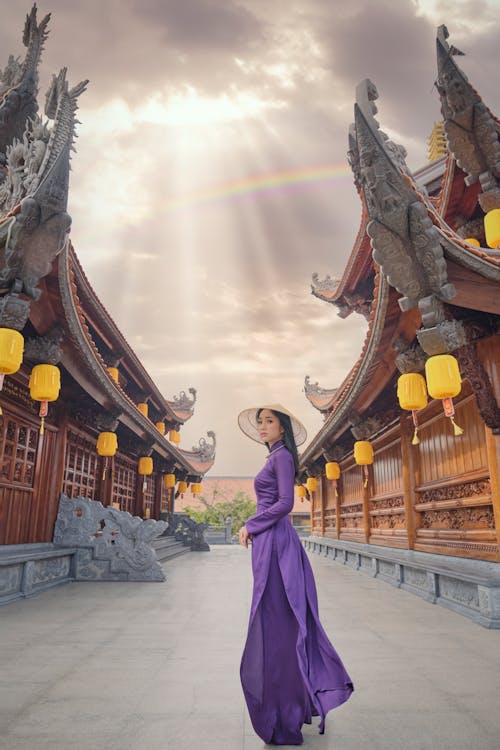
53 494 167 582
168 387 197 412
191 430 216 461
0 65 88 327
0 5 50 163
436 25 500 213
351 78 462 355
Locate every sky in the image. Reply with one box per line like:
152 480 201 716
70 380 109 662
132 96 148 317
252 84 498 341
1 0 499 476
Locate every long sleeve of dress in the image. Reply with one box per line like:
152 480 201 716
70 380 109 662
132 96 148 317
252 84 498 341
245 449 295 535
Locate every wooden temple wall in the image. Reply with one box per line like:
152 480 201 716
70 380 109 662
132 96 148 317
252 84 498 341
0 391 172 545
313 380 500 563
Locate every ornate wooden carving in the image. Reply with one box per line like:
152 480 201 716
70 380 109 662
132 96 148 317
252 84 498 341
456 344 500 432
420 506 494 529
417 479 491 503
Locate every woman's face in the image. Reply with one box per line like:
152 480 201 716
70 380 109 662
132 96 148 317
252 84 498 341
256 409 284 447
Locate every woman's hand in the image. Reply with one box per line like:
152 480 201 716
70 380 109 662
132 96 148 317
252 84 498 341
238 525 252 548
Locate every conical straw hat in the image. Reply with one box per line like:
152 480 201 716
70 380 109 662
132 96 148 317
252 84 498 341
237 404 307 446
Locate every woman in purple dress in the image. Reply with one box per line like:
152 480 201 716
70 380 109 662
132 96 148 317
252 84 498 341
238 404 354 745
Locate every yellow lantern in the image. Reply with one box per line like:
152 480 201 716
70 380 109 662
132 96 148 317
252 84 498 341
178 480 187 495
137 402 148 418
297 485 307 498
108 367 119 384
306 477 317 493
354 440 373 489
138 456 153 475
397 373 428 445
169 429 181 444
0 328 24 415
96 432 118 480
29 364 61 434
138 455 153 494
425 354 463 436
155 421 166 435
191 483 202 495
354 441 373 465
164 473 176 489
464 238 480 247
325 462 340 481
484 208 500 249
96 432 117 456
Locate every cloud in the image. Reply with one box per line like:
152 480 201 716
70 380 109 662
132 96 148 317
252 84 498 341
1 0 499 474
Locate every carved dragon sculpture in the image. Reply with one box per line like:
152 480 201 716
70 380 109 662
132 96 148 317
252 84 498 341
436 25 500 213
0 66 88 328
0 5 50 165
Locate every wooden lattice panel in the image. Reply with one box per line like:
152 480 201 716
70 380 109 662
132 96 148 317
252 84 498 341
112 454 137 513
1 417 38 487
63 430 98 500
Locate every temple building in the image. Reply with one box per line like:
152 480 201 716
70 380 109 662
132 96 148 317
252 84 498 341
0 7 215 590
301 26 500 628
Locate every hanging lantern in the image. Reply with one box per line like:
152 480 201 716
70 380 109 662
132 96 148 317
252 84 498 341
29 364 61 434
169 429 181 444
164 473 176 489
155 421 166 435
0 328 24 415
306 477 317 493
178 480 187 495
354 441 373 488
96 432 118 480
138 456 153 493
191 482 202 495
397 373 428 445
137 402 148 418
297 484 306 503
108 367 119 384
464 238 480 247
425 354 463 436
325 462 340 480
484 208 500 249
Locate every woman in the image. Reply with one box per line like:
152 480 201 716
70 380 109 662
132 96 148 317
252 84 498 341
238 404 354 746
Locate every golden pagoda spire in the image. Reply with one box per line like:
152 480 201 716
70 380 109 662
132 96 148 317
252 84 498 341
428 120 447 161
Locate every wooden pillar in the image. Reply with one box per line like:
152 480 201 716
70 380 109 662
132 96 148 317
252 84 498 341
97 455 114 507
400 414 417 550
134 474 144 517
335 477 342 539
153 473 162 519
485 427 500 561
320 476 326 536
362 466 372 544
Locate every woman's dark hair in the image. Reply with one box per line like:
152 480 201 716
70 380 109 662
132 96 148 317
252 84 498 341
257 408 300 480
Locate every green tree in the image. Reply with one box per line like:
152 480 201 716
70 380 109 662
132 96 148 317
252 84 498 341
183 490 256 536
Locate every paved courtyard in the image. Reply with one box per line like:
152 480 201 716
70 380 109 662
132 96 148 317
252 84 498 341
1 545 500 750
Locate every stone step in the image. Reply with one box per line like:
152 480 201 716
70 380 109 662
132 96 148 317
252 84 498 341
152 537 191 562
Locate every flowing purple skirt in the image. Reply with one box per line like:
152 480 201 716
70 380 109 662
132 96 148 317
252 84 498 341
240 521 354 745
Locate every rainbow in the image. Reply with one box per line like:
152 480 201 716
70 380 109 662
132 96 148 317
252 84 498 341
163 164 353 211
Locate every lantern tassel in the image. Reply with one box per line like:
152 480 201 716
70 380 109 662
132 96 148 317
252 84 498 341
411 410 420 445
450 417 464 436
40 416 45 436
102 457 108 481
0 373 4 391
363 466 368 489
334 480 338 498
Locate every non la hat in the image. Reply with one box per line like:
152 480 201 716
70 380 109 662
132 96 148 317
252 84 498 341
237 404 307 446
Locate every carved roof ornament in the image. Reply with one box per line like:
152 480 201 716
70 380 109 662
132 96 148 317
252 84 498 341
436 25 500 212
191 430 216 462
0 5 50 160
304 375 339 413
352 78 461 354
311 272 340 295
0 67 88 326
167 387 197 413
24 324 64 364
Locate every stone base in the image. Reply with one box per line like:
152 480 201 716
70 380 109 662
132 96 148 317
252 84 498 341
0 543 76 606
303 536 500 629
